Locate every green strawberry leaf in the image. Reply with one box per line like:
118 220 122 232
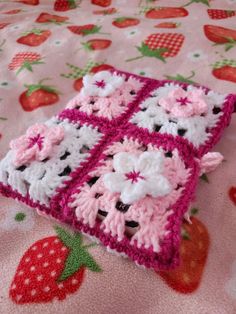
25 82 59 97
182 0 210 7
16 60 44 75
55 225 80 248
137 43 168 62
81 26 101 35
181 228 190 240
81 41 93 51
21 28 44 36
69 0 77 9
190 207 199 215
79 250 102 273
164 71 196 84
58 249 84 282
57 228 102 282
200 173 209 183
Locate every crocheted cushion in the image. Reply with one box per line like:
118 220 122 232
0 69 235 270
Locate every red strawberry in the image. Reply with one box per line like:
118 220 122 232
54 0 77 11
145 7 188 19
19 79 60 111
158 216 209 293
93 7 117 15
91 63 114 73
68 24 109 36
36 12 69 24
3 9 22 14
207 9 236 19
9 52 43 75
112 17 140 28
61 61 114 91
126 33 184 63
91 0 111 7
0 23 10 29
229 187 236 205
15 0 39 4
10 226 101 303
204 25 236 51
17 29 51 47
155 22 180 29
212 59 236 83
81 39 111 50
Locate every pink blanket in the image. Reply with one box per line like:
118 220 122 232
0 0 236 313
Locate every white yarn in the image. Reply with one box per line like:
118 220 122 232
0 118 102 205
131 83 226 147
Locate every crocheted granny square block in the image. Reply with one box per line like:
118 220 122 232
129 79 236 156
0 69 235 270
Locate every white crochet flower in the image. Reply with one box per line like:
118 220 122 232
81 71 124 97
103 152 171 204
0 207 35 231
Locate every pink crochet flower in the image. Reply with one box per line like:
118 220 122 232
159 87 208 118
10 123 64 167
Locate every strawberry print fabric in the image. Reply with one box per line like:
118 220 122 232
0 0 236 313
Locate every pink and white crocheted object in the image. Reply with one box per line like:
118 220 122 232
0 69 235 270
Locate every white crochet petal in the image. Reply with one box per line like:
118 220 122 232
0 119 102 205
113 152 137 174
120 180 147 204
146 175 172 198
103 172 125 193
137 151 163 176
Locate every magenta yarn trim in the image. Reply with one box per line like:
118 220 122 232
0 141 199 271
155 79 236 157
1 68 235 270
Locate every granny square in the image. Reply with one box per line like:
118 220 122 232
0 69 235 270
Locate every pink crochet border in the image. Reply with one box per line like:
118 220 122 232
0 69 235 270
155 79 236 157
0 131 200 270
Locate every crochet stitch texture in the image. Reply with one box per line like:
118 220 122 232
0 69 235 270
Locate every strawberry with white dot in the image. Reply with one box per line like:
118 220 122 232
9 226 101 304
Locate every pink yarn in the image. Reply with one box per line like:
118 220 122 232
199 152 224 175
159 87 208 118
66 77 144 120
0 69 235 271
10 123 64 167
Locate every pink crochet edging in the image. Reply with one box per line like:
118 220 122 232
1 69 235 271
51 125 199 270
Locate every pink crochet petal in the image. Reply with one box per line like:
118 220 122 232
9 135 28 150
47 126 64 143
26 123 48 137
36 139 53 161
200 152 224 174
14 146 36 166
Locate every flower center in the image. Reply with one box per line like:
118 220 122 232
94 80 106 89
28 134 44 150
15 212 26 222
125 171 144 184
176 97 192 106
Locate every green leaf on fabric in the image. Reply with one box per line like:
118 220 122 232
182 0 210 7
55 225 76 248
55 226 102 282
191 207 199 216
137 43 168 62
164 71 196 84
200 173 209 183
